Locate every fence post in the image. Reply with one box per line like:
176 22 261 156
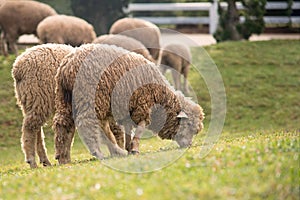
209 0 219 34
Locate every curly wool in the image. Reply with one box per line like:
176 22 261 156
37 15 96 47
93 34 154 62
54 44 204 158
12 43 73 168
0 1 57 55
109 18 161 61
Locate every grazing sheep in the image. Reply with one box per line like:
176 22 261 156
109 18 161 62
53 44 204 163
37 15 96 47
93 34 154 62
12 44 73 168
160 43 192 94
0 1 57 56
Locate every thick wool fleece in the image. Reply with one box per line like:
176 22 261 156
109 18 161 61
12 44 73 168
93 34 154 62
0 1 57 55
37 15 96 47
54 43 204 161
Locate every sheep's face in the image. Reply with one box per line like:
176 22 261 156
173 103 204 148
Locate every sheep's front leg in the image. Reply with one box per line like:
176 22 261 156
182 62 190 95
131 121 146 155
123 124 133 152
77 123 104 161
100 119 127 157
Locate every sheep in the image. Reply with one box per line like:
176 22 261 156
160 43 192 94
0 1 57 56
12 44 74 168
37 15 96 47
53 43 204 164
93 34 155 62
109 17 161 62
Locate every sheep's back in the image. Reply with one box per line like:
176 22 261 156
93 34 153 61
163 44 192 64
37 15 96 46
109 18 161 59
12 44 73 116
59 44 173 124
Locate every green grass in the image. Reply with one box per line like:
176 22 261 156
0 40 299 199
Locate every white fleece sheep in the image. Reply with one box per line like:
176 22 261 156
0 1 57 56
109 18 161 62
160 43 192 94
37 15 96 47
12 44 73 168
93 34 154 62
53 44 204 163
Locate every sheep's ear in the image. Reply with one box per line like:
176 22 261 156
177 111 188 119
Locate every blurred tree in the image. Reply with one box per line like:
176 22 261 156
71 0 129 35
214 0 266 42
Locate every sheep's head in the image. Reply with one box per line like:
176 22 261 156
173 94 204 148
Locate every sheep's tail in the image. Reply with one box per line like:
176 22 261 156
55 66 72 105
63 87 72 104
11 56 27 109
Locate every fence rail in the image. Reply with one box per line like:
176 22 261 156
126 1 300 34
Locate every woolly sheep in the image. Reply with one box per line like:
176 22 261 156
160 43 192 94
53 44 204 163
109 18 161 62
12 44 73 168
37 15 96 47
93 34 154 62
0 1 57 56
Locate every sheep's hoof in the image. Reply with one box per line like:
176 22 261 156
92 151 105 160
41 160 52 167
58 158 69 165
55 154 60 160
130 150 139 155
27 160 38 169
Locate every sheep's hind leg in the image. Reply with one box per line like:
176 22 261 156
171 69 181 91
21 116 38 168
36 127 51 166
53 122 75 164
109 119 125 149
0 32 8 56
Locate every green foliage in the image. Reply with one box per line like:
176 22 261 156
70 0 129 34
0 40 299 199
214 0 266 42
37 0 73 15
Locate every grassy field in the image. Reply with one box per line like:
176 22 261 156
0 40 299 199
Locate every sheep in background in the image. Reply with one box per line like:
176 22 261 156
12 44 74 168
160 43 192 94
37 15 96 47
0 1 57 56
54 44 204 163
109 18 161 63
93 34 155 62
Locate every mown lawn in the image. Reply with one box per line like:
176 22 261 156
0 40 299 200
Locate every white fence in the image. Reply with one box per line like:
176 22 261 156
126 1 300 34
